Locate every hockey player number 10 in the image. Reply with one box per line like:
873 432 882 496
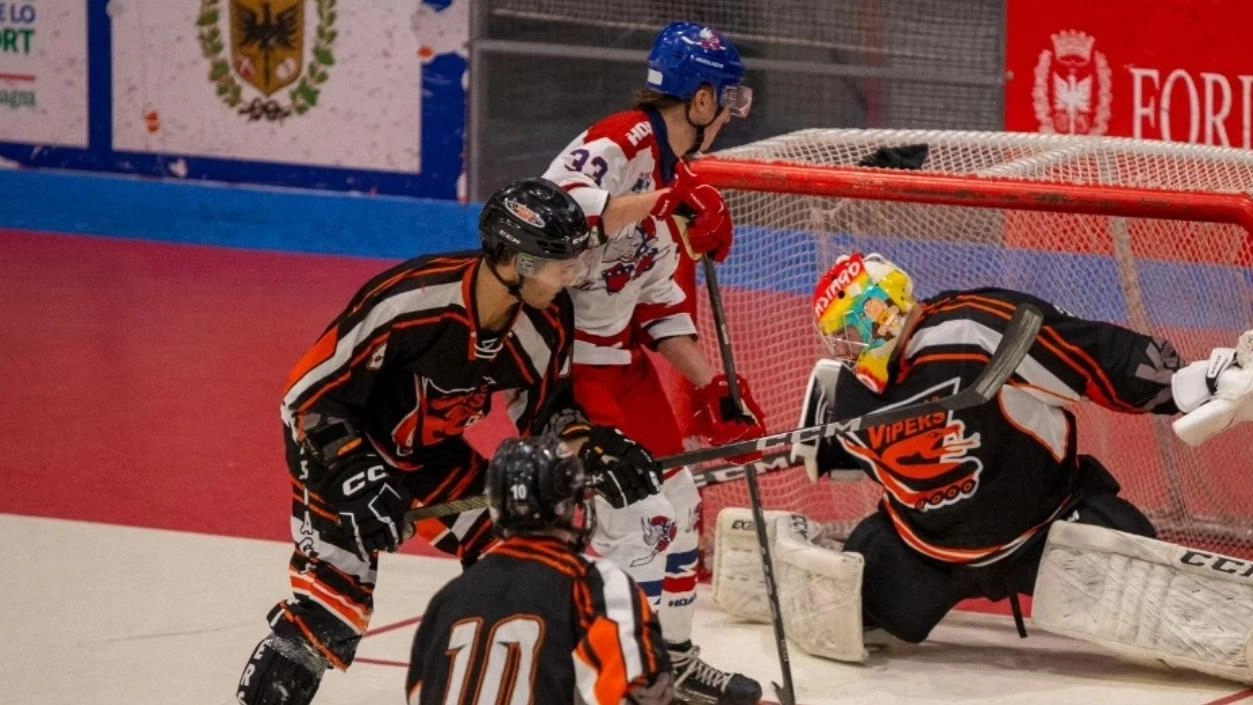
442 616 543 705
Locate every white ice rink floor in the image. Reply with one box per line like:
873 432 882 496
3 513 1250 705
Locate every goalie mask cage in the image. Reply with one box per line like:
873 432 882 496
690 129 1253 561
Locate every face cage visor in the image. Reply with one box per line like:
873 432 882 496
720 84 753 118
515 249 595 289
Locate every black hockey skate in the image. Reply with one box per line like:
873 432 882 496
668 641 762 705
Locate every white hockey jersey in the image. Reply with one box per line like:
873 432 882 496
542 109 696 366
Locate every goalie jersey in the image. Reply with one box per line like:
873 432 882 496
817 288 1182 566
406 536 670 705
541 109 696 365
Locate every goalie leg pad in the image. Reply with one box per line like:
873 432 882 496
1033 520 1253 684
711 507 868 662
711 507 803 623
773 514 867 663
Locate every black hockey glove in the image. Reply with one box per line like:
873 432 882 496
303 421 412 561
580 426 664 508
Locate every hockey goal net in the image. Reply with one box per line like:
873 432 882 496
689 129 1253 560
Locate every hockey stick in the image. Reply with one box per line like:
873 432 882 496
403 305 1044 519
400 450 796 523
701 255 797 705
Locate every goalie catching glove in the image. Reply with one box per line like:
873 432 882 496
577 426 664 508
692 373 767 464
1171 330 1253 447
301 419 413 562
650 160 734 262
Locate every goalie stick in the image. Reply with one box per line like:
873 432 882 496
401 303 1044 523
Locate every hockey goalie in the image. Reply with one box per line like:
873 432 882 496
711 251 1253 682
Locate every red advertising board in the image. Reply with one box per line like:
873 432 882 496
1007 0 1253 147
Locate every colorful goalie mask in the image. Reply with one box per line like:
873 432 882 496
812 252 917 393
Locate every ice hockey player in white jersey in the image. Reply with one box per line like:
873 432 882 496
541 20 766 705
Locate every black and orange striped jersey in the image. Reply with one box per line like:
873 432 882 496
406 536 670 705
281 253 589 468
822 288 1181 566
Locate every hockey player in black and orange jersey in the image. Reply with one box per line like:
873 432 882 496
236 179 666 705
790 251 1203 644
408 435 674 705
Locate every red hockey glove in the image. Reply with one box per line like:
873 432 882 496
692 374 768 464
679 181 733 262
650 161 734 263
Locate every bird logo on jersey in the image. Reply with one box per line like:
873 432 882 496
592 220 663 295
838 379 984 511
630 515 677 567
391 377 491 454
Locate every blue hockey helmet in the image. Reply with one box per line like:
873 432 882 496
646 21 751 117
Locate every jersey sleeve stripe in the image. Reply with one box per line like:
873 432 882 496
591 559 646 680
282 281 461 417
346 260 472 320
945 294 1140 411
915 298 1137 411
585 616 631 705
284 326 341 394
1037 324 1140 412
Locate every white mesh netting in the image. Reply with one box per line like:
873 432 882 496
690 129 1253 562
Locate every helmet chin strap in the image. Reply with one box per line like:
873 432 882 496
684 101 724 156
487 259 524 301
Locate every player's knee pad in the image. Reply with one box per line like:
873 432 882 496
237 632 327 705
1034 520 1253 684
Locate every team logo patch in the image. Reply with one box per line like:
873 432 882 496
1032 29 1111 135
391 377 491 454
839 379 984 511
503 197 546 228
592 221 662 295
630 515 677 567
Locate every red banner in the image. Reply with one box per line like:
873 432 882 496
1006 0 1253 147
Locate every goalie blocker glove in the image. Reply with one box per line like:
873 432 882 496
301 419 413 561
579 426 663 508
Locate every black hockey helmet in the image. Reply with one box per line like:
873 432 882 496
479 178 592 264
485 435 592 545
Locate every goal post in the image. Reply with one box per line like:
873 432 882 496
685 129 1253 561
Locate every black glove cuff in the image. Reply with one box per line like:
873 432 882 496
302 417 364 465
